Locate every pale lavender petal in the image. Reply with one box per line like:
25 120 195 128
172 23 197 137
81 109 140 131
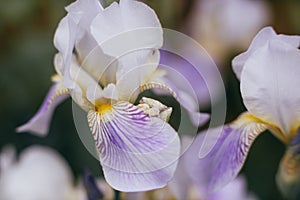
168 136 194 200
87 101 180 192
149 51 210 126
16 84 69 136
209 176 257 200
185 113 267 193
276 129 300 199
159 50 223 108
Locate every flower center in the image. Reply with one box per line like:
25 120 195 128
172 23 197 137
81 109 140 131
96 104 112 115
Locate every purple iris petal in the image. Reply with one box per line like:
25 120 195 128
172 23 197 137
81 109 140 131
87 101 180 192
159 50 221 108
185 115 267 193
16 84 69 136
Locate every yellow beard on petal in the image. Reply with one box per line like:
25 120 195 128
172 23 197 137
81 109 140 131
96 104 112 115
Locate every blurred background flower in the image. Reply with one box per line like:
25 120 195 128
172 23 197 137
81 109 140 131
1 0 300 199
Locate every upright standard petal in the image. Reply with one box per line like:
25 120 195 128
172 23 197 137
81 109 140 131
186 113 267 192
90 0 163 58
232 26 300 80
241 39 300 138
116 50 160 102
16 83 69 136
277 130 300 200
87 101 180 192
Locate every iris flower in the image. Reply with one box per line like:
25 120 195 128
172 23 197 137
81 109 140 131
186 27 300 197
16 0 207 192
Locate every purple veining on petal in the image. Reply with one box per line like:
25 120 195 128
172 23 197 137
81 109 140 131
16 84 69 136
87 101 180 192
185 117 266 193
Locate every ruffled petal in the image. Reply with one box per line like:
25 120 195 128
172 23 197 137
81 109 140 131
90 0 163 58
276 130 300 199
185 113 267 192
232 26 300 80
241 39 300 137
16 83 69 136
87 101 180 192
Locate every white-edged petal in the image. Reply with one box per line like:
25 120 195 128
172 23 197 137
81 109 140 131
233 26 300 80
16 83 69 136
87 101 180 192
241 39 300 137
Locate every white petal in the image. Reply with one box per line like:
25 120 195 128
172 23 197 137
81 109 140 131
116 50 160 102
233 26 300 80
68 55 103 110
0 146 73 200
53 14 78 87
90 0 163 58
66 0 117 85
16 83 69 136
241 39 300 136
86 83 118 104
87 101 180 192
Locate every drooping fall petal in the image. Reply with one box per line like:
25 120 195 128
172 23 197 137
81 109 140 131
87 101 180 192
186 113 268 192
